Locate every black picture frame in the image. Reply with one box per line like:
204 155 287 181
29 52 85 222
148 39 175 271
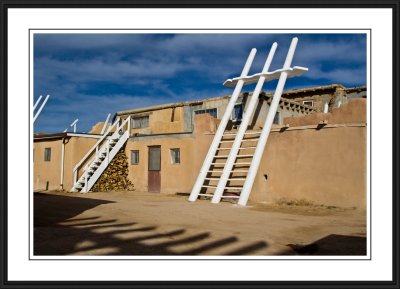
1 1 399 288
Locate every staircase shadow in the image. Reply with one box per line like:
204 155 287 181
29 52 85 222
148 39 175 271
34 193 268 256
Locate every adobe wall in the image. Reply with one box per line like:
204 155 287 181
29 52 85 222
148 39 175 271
250 126 366 208
33 136 98 191
126 106 186 135
283 98 366 126
124 114 217 194
64 137 99 190
33 139 63 191
125 136 197 194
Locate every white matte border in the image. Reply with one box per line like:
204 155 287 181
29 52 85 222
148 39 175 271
7 7 392 281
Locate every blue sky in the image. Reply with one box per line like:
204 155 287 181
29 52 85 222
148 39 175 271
33 33 366 133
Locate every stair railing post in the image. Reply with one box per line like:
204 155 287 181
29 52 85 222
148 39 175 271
188 48 257 202
84 170 88 193
127 116 131 136
106 141 109 165
33 95 43 111
212 42 278 204
238 37 299 206
73 169 77 184
33 94 50 124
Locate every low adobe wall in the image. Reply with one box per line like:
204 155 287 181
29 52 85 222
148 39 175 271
283 98 366 126
249 99 367 208
250 125 366 208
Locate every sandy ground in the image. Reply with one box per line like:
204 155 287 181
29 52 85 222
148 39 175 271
34 190 366 256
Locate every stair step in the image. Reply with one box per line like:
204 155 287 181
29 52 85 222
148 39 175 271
241 139 259 142
198 193 214 197
202 185 217 189
220 140 234 143
217 146 256 151
234 162 251 165
210 163 226 165
228 178 246 180
231 170 249 173
204 177 220 180
225 186 243 190
207 170 223 173
223 131 261 136
214 154 254 159
221 195 240 199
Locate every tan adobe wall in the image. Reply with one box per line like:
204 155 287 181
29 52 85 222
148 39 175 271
125 137 197 194
33 136 98 191
33 139 63 191
283 98 366 126
125 106 186 135
250 126 366 208
125 114 219 194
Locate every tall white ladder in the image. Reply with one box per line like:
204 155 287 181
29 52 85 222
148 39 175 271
71 116 131 193
188 37 308 206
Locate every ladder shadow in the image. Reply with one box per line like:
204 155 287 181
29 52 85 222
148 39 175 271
34 193 269 256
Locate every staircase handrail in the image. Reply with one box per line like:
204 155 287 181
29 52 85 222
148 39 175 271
72 116 130 174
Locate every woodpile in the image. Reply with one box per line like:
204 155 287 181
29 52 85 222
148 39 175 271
91 146 135 192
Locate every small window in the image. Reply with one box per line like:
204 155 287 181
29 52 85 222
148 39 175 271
132 116 149 128
273 111 281 125
194 108 217 118
170 148 180 164
303 100 313 106
232 104 243 121
131 150 139 165
44 148 51 161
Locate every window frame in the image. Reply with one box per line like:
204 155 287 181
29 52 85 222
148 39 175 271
302 100 314 107
231 103 244 121
132 115 149 129
131 150 139 165
44 147 51 162
193 107 218 118
170 148 181 164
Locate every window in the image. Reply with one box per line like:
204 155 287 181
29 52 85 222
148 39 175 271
170 148 180 164
232 104 244 121
194 108 217 118
131 150 139 165
44 148 51 161
132 116 149 128
303 100 313 106
273 111 281 125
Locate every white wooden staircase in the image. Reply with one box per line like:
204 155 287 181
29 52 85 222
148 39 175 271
189 37 308 206
71 116 131 193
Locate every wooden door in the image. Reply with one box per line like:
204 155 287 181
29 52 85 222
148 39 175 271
148 146 161 192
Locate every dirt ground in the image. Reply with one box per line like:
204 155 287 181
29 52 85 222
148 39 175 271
34 190 366 256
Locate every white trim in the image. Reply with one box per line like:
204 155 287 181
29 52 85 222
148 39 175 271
66 133 105 139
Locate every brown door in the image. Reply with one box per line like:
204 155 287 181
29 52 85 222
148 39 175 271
148 146 161 192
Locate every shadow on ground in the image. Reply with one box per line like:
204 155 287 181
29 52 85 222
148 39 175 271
283 234 366 255
34 193 268 256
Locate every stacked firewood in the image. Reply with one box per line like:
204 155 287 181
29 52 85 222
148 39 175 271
91 147 135 192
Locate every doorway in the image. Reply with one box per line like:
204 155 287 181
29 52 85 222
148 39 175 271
148 146 161 192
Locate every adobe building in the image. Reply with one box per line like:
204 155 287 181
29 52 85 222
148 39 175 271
272 84 366 112
33 85 367 209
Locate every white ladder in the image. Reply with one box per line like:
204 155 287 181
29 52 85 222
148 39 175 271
189 37 308 206
71 116 131 193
